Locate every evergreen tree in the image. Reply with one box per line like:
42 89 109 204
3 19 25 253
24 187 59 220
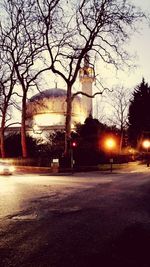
75 116 119 165
128 79 150 147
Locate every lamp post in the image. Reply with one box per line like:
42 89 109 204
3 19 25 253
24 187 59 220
71 141 77 173
105 138 116 172
142 140 150 167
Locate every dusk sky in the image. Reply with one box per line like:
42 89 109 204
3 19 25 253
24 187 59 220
1 0 149 122
93 0 150 91
92 0 150 120
48 0 150 95
132 0 150 85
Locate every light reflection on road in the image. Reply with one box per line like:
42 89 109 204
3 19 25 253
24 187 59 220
0 178 16 194
0 173 112 219
0 177 21 218
0 162 148 221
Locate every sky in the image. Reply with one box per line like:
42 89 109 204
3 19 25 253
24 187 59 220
43 0 150 97
3 0 150 124
39 0 150 89
131 0 150 85
95 0 150 89
91 0 150 121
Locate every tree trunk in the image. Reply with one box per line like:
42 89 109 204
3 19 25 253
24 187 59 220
21 93 27 158
0 128 5 158
64 84 72 156
0 109 7 158
119 125 124 153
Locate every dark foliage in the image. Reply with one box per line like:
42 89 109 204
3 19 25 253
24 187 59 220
74 116 119 166
4 120 121 166
4 131 66 160
128 79 150 147
5 133 22 157
5 133 39 158
50 131 65 158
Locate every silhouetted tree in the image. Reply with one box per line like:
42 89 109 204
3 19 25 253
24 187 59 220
5 133 39 157
75 116 119 165
107 86 131 152
128 78 150 147
0 52 17 158
5 133 22 157
0 0 58 158
36 0 145 158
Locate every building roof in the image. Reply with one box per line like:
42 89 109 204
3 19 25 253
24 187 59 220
30 88 67 102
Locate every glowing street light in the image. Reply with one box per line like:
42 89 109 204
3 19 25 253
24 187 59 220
105 138 116 150
104 137 116 172
142 139 150 167
142 140 150 150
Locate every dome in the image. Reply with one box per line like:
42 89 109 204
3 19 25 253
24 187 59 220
26 88 86 129
30 88 67 102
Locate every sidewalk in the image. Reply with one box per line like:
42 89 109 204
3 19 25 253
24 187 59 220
15 162 137 175
15 165 51 174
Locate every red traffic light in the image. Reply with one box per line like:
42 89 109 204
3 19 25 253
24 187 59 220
72 141 77 147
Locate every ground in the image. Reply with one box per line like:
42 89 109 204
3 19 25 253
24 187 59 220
0 162 150 266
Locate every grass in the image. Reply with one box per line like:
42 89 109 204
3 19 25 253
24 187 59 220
98 163 128 171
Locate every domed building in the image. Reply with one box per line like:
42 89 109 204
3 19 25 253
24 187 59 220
26 88 85 130
26 56 95 136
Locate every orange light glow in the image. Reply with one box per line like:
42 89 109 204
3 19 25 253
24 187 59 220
105 138 116 150
142 140 150 149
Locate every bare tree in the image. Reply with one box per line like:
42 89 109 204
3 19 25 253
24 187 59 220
107 86 131 152
0 52 16 158
36 0 145 158
0 0 59 157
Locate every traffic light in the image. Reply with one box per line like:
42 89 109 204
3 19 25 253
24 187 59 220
72 141 77 148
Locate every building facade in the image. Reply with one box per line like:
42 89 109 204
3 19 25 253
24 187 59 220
26 56 95 137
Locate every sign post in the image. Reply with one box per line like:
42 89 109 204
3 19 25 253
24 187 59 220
51 158 59 173
110 158 113 172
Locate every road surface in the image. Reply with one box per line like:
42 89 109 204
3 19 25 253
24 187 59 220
0 162 150 267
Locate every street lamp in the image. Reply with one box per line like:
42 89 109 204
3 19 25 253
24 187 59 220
70 140 77 172
105 137 116 172
142 139 150 167
105 138 116 150
142 140 150 150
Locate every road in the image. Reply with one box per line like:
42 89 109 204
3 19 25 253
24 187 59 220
0 162 150 267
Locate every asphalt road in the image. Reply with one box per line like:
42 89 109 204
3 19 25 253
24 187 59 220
0 162 150 267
